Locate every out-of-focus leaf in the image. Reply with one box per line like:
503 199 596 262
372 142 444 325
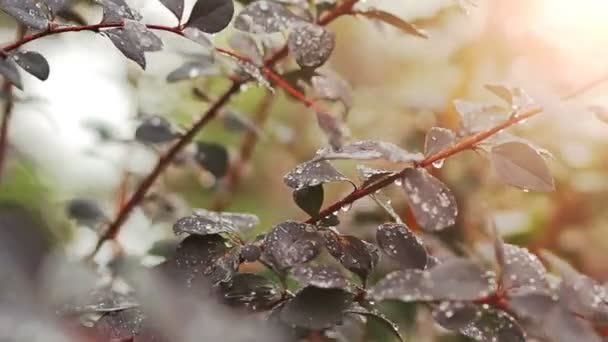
290 265 350 290
356 9 427 38
66 198 106 224
311 73 353 111
292 184 324 219
0 57 22 90
229 32 263 66
376 223 427 270
401 168 457 232
194 141 229 178
186 0 234 33
283 159 349 189
221 273 283 311
316 111 346 150
13 51 49 81
589 105 608 124
234 0 299 33
315 140 424 163
325 232 379 282
0 0 50 29
424 127 455 157
288 22 335 68
174 208 259 236
135 115 178 144
182 27 214 49
166 60 219 83
542 303 603 342
280 286 353 329
262 221 320 272
453 99 506 134
484 84 534 110
159 0 184 20
369 258 496 302
490 141 554 192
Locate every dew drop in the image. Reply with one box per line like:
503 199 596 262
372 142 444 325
432 159 444 169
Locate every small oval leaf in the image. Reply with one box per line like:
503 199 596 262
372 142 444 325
490 141 554 192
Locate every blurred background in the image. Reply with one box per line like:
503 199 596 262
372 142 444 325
1 0 608 339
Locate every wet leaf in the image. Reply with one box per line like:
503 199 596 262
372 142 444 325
293 184 324 219
234 0 299 33
432 301 480 331
283 159 349 189
104 27 146 69
135 115 178 144
499 243 548 292
460 307 526 342
66 198 106 224
159 0 184 20
325 232 379 282
174 208 259 236
311 73 353 111
288 22 335 68
356 9 427 38
195 141 229 178
424 127 455 157
166 60 219 83
376 223 427 270
186 0 234 33
490 141 554 192
401 168 458 232
280 286 354 329
169 234 233 288
290 265 349 290
13 51 49 81
262 221 320 272
0 56 22 90
315 140 424 163
0 0 50 30
485 84 534 110
221 273 283 311
123 20 164 52
61 288 138 314
98 0 141 22
369 258 495 302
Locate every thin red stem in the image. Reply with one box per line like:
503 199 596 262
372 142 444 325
306 107 543 224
